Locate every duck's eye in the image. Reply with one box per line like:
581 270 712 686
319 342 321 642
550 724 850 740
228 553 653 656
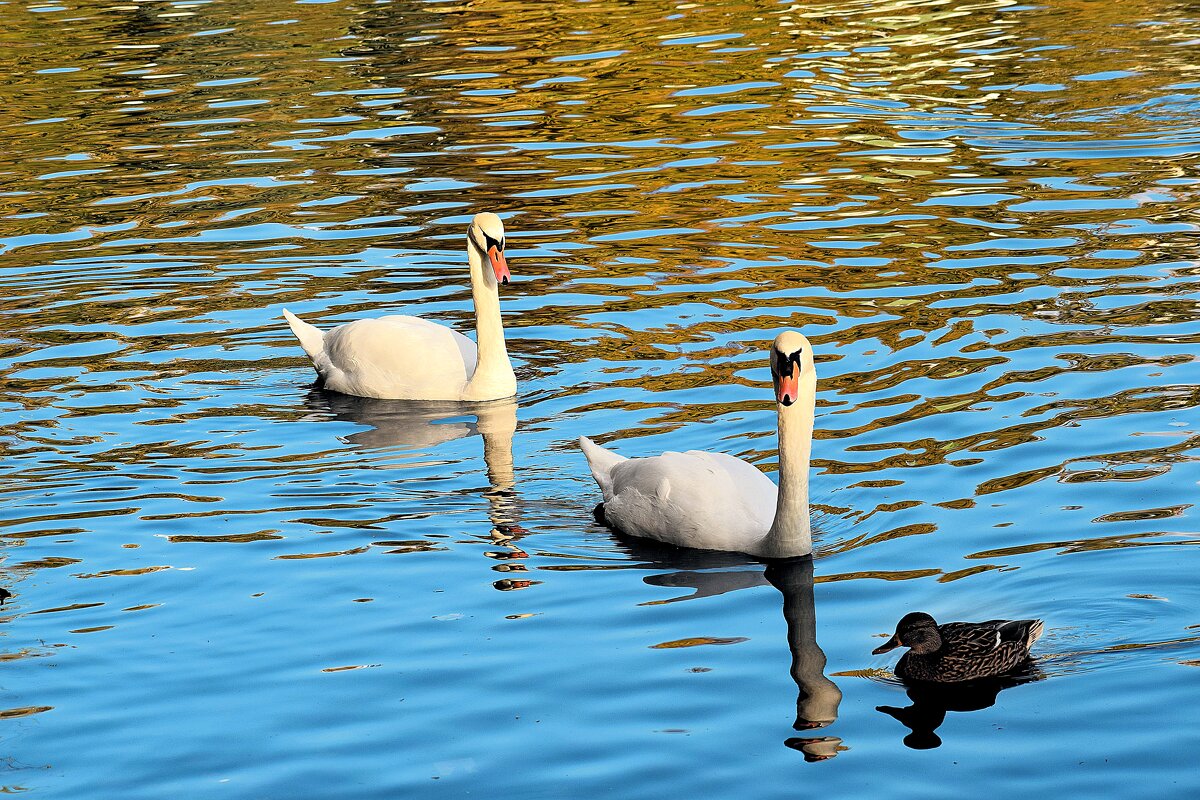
484 233 503 251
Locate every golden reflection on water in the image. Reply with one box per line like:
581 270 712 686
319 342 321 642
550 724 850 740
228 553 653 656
2 0 1200 786
1 0 1197 600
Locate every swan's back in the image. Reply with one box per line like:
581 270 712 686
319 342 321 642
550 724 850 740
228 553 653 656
321 316 477 399
602 449 777 553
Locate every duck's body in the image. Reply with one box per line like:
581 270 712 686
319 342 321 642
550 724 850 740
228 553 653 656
581 330 816 560
283 213 515 401
874 613 1043 683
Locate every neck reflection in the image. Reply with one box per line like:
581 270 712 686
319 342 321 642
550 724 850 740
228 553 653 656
765 557 844 761
302 390 525 561
620 541 843 760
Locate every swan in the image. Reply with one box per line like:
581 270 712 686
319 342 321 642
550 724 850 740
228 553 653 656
580 330 815 559
282 213 516 401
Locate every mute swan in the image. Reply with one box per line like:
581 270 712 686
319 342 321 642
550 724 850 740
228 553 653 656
580 330 815 558
282 213 516 401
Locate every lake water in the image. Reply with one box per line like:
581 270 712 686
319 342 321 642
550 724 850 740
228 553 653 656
3 0 1200 795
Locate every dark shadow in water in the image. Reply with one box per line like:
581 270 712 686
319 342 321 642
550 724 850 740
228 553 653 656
610 534 771 603
876 665 1044 750
609 540 843 760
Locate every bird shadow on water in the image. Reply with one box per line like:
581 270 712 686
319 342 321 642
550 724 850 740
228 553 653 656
874 665 1045 750
605 537 846 761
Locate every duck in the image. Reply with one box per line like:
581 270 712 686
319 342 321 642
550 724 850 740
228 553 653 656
873 612 1044 683
579 330 815 559
282 213 516 401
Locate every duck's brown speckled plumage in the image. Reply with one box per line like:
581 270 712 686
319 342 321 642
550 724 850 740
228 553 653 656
877 613 1043 683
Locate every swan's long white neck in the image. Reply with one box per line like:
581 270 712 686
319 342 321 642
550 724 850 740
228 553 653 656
463 238 515 400
763 371 815 558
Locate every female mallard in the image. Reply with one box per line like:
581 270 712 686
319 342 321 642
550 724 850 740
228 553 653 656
872 612 1043 683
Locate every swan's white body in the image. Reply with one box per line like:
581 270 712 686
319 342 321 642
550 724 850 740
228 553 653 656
580 441 780 552
581 331 816 559
282 213 515 401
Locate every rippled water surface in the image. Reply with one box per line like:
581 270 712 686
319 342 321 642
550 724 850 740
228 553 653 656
3 0 1200 795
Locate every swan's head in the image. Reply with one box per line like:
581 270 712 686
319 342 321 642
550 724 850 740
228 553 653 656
769 330 814 407
873 611 942 655
469 212 510 286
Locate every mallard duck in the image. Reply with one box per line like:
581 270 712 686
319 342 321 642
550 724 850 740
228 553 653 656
872 612 1043 683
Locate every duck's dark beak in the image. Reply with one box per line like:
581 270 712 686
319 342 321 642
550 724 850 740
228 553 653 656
872 634 900 655
488 245 510 285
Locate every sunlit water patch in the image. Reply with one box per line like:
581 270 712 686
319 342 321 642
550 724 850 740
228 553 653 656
2 0 1200 796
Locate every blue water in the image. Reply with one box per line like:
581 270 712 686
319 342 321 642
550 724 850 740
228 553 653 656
3 0 1200 795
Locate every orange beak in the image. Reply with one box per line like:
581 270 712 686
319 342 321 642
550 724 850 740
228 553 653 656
776 369 799 406
488 246 510 285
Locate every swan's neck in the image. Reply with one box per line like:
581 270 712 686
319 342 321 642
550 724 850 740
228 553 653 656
463 242 515 400
764 373 815 558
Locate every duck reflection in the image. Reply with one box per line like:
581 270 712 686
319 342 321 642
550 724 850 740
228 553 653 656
613 540 843 759
875 666 1044 750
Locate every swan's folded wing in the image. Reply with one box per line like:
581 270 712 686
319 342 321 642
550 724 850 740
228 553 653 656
685 450 780 507
603 450 777 551
321 316 477 399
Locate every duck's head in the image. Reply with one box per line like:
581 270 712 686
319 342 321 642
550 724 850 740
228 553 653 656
874 612 942 655
468 212 510 286
769 330 815 407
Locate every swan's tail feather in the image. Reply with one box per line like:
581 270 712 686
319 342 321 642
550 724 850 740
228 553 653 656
579 436 625 495
283 309 325 363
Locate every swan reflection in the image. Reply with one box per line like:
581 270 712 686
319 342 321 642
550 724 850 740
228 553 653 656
303 390 525 546
616 541 842 758
765 559 842 730
303 390 516 455
876 667 1043 750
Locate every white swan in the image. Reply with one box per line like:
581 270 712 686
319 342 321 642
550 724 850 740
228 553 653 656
580 330 815 558
282 213 516 401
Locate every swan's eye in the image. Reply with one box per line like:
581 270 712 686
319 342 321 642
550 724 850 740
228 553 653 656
773 348 802 376
469 228 504 253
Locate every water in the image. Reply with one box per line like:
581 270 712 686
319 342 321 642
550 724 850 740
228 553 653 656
3 0 1200 795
